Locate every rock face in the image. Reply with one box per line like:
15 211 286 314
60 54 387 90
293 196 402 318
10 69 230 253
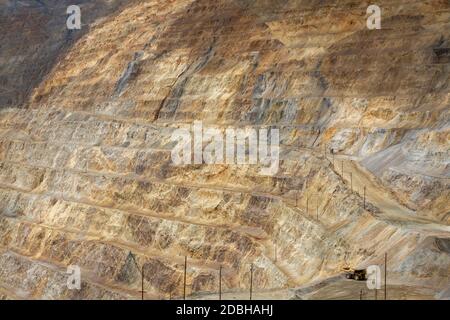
0 0 131 108
0 0 449 299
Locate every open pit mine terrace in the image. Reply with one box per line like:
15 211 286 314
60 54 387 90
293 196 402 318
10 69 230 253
0 0 449 303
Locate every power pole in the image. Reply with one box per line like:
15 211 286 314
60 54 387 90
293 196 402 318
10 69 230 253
274 241 277 263
219 265 222 301
183 256 187 300
141 265 144 300
306 196 309 214
350 172 353 191
316 197 319 220
384 253 387 300
249 264 253 300
363 186 366 209
128 251 145 300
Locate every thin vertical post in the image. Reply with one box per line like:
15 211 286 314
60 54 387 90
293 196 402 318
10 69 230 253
219 265 222 301
274 241 277 263
363 186 366 209
183 256 187 300
141 265 144 300
306 196 309 213
360 289 363 300
249 264 253 300
341 161 344 176
316 197 319 220
384 253 387 300
350 172 353 191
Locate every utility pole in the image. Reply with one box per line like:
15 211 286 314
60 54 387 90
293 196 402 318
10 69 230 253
249 264 253 300
274 240 277 263
384 253 387 300
141 265 144 300
219 265 222 300
316 197 319 220
128 251 145 300
183 256 187 300
306 196 309 214
363 186 366 209
350 172 353 192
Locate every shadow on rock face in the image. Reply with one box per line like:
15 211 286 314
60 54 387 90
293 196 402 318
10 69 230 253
435 238 450 255
0 0 134 109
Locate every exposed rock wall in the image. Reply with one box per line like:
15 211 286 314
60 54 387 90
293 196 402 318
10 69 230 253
0 0 133 108
0 0 448 299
